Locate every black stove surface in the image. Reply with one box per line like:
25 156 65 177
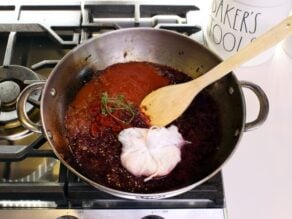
0 1 224 211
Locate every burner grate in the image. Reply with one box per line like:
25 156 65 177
67 172 224 209
0 1 224 212
0 136 54 161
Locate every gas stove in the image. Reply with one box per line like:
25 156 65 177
0 1 226 218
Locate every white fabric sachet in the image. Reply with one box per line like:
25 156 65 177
118 125 186 182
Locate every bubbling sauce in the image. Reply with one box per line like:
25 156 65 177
64 62 221 193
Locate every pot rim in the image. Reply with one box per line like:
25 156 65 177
41 28 246 200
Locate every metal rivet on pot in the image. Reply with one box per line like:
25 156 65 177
234 129 240 136
50 88 56 97
47 131 53 139
228 87 234 95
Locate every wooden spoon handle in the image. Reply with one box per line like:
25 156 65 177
194 15 292 88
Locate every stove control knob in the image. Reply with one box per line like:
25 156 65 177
142 215 165 219
57 215 78 219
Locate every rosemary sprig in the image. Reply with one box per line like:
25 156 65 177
100 92 136 124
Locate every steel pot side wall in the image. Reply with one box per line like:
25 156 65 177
40 28 246 199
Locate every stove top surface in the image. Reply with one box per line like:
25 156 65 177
0 1 225 218
0 209 226 219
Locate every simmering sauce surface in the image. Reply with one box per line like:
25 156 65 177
65 62 221 193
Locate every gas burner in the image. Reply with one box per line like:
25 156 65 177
0 65 41 140
0 3 225 218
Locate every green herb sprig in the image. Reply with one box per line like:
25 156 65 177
101 92 136 124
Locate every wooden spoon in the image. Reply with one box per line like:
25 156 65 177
140 16 292 126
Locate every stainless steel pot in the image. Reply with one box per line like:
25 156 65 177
16 28 269 200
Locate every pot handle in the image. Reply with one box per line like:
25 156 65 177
16 82 46 134
240 81 269 132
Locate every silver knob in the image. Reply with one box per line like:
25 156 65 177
142 215 165 219
56 216 78 219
